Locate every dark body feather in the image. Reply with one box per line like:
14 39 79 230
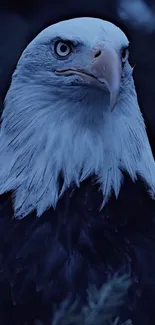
0 175 155 325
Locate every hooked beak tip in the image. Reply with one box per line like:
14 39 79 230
91 47 122 111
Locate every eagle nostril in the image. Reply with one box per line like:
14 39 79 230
94 50 102 58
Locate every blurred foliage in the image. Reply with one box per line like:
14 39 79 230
52 275 133 325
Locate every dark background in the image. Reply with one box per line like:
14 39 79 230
0 0 155 150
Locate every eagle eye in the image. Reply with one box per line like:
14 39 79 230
121 46 129 63
54 40 72 59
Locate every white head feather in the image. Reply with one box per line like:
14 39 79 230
0 17 155 218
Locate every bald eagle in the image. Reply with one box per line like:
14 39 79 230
0 17 155 325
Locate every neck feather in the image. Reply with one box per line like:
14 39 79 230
0 73 155 218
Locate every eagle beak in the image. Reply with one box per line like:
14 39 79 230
91 46 122 111
55 45 122 111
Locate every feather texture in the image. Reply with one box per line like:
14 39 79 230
0 17 155 325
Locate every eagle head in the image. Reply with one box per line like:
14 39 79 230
0 17 155 218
